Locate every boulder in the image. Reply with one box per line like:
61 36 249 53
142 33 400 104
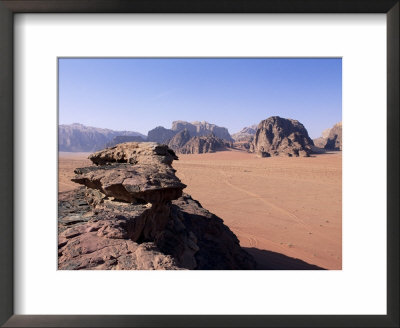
252 116 314 157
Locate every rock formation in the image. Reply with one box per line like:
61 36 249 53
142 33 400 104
171 120 233 142
324 122 342 150
231 124 257 142
59 123 146 152
177 134 232 154
58 142 255 270
313 122 342 150
147 126 176 144
105 135 146 148
233 136 254 152
252 116 314 157
167 129 192 152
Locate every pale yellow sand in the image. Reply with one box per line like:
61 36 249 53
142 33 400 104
59 150 342 270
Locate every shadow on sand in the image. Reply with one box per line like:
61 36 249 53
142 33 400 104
244 247 325 270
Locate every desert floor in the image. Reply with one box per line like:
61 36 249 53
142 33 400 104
59 150 342 270
59 152 92 193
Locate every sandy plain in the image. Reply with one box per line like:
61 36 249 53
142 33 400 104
59 150 342 270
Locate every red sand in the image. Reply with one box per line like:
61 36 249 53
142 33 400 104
59 150 342 270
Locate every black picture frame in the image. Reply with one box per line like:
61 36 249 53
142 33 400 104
0 1 398 327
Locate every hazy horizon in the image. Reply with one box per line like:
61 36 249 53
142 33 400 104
59 58 342 139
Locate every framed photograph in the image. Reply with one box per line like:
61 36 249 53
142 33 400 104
0 0 398 327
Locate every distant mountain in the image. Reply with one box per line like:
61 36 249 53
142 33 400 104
175 134 232 154
231 124 258 141
313 122 342 151
147 126 177 144
148 120 234 145
171 120 233 142
167 129 192 151
105 135 146 148
59 123 146 152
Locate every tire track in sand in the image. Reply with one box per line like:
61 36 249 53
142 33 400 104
219 170 337 244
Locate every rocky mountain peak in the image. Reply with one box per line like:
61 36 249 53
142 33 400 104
252 116 314 157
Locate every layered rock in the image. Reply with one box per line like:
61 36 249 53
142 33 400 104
252 116 314 157
88 142 178 166
59 142 255 270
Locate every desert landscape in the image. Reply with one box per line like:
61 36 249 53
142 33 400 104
59 148 341 270
58 58 342 270
173 151 341 270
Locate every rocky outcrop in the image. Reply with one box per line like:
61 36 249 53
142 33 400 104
232 125 257 142
59 123 146 152
313 137 328 149
88 142 178 166
324 122 342 150
171 121 233 142
59 142 255 270
167 129 192 151
105 135 146 148
147 126 176 144
252 116 314 157
313 122 342 150
178 134 232 154
233 136 254 152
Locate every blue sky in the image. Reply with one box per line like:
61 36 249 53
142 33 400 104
58 58 341 138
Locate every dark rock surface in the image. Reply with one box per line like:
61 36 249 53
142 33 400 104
324 122 342 150
59 142 256 270
167 129 192 151
177 134 232 154
147 126 176 144
252 116 314 157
